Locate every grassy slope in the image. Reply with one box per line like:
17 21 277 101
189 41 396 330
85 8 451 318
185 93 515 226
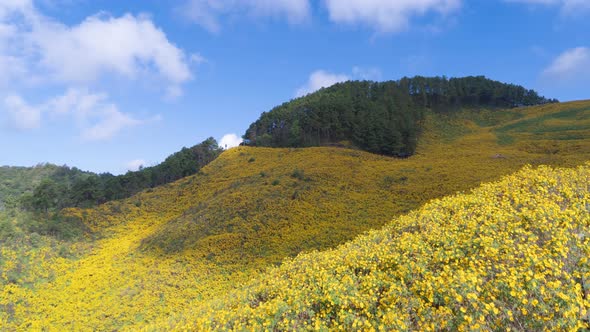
187 163 590 331
0 100 589 330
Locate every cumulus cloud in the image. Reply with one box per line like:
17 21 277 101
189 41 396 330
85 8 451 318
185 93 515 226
48 88 148 141
504 0 590 14
3 94 42 129
543 47 590 81
35 13 192 95
0 0 32 18
2 88 148 140
323 0 461 33
220 133 243 149
47 87 108 117
126 159 146 171
295 66 385 97
295 70 350 97
0 2 194 96
0 55 29 85
180 0 311 32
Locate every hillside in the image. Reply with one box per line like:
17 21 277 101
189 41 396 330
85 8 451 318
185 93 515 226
244 76 556 157
2 138 221 215
185 162 590 331
0 100 589 330
0 164 89 211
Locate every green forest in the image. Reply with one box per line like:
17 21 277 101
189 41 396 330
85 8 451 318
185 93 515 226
6 138 222 215
0 164 93 211
244 76 556 156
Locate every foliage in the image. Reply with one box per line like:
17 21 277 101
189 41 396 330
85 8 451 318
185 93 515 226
0 164 90 211
244 76 556 157
21 137 222 212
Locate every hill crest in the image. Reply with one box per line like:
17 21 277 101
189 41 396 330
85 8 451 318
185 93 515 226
244 76 556 157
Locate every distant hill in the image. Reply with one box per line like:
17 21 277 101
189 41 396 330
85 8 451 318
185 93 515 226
244 76 556 157
17 137 222 213
2 100 588 330
0 164 89 211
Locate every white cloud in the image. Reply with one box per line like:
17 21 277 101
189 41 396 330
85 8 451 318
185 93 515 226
0 0 33 18
80 104 142 141
2 87 147 140
0 1 34 84
504 0 590 14
0 2 185 142
181 0 311 33
543 47 590 81
190 53 207 64
0 55 28 85
352 66 382 81
0 2 194 96
47 87 107 117
219 133 243 149
323 0 461 33
3 94 41 129
295 70 350 97
294 67 384 97
33 14 192 88
126 159 146 171
46 88 145 141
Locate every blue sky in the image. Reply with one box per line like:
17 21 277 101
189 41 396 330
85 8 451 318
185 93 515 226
1 0 589 174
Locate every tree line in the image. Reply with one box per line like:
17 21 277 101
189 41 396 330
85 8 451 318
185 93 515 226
20 138 222 213
244 76 557 156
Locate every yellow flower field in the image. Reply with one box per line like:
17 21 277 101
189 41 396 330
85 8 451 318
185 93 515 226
184 163 590 331
0 100 589 330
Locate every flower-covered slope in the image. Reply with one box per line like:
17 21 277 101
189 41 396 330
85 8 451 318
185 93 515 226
0 100 589 330
187 163 590 331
